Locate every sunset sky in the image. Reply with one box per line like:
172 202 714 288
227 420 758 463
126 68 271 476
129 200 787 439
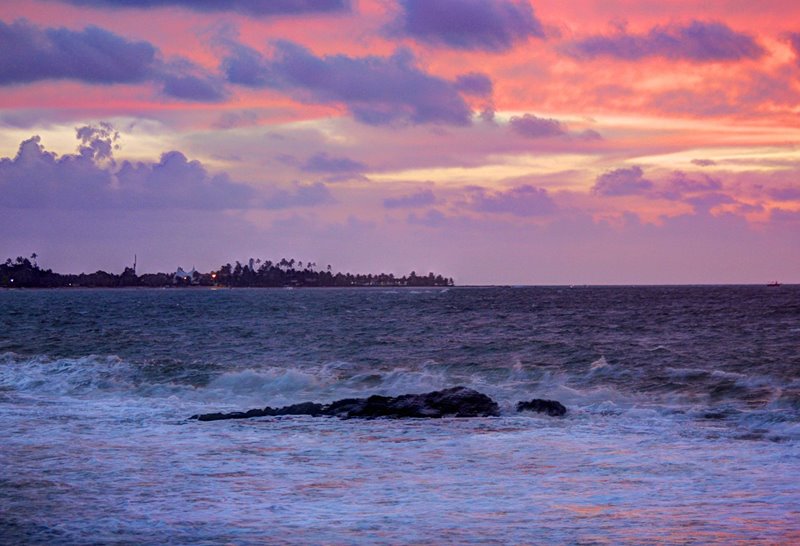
1 0 798 284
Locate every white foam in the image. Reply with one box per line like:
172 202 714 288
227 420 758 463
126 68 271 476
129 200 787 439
3 349 798 441
207 368 320 397
0 353 138 396
589 355 609 371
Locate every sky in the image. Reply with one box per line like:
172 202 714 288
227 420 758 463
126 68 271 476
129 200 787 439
1 0 798 284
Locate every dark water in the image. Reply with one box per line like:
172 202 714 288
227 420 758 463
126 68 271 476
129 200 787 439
2 286 799 543
2 286 798 416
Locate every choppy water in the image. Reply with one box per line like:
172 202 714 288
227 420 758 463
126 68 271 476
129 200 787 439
1 286 799 544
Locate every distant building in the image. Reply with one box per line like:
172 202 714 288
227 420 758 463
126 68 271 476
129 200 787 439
174 266 199 285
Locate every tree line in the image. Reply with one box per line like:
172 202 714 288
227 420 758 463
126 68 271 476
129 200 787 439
0 255 454 288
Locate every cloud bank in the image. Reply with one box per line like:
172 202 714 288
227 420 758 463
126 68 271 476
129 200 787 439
0 19 224 101
391 0 544 52
470 185 556 216
0 127 253 210
454 72 493 97
51 0 350 17
569 21 764 62
592 166 654 196
509 114 566 138
0 19 156 85
301 152 366 174
383 189 436 209
223 41 474 125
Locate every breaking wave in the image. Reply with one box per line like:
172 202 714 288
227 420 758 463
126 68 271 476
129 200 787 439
3 349 797 440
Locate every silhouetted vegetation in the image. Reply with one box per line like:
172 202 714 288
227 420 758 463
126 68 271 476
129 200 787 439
0 254 454 288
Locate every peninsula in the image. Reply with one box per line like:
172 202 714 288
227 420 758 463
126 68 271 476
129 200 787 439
0 255 454 289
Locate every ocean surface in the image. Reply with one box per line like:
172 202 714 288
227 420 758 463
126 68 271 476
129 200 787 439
1 286 799 544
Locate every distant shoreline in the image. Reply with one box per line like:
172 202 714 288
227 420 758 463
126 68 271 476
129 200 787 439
1 255 454 289
2 283 795 291
0 285 455 290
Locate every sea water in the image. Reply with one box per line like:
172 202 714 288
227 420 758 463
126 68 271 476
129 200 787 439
1 286 799 544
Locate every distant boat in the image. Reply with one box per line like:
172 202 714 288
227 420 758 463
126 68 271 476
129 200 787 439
767 281 781 287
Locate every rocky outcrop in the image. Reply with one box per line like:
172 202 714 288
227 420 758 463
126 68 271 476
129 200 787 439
191 386 500 421
516 399 567 416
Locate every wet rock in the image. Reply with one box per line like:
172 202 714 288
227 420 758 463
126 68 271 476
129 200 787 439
516 399 567 416
335 387 500 418
191 386 500 422
272 402 326 416
195 411 253 421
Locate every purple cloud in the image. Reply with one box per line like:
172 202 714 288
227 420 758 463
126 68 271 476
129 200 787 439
263 182 333 209
788 32 800 63
685 192 735 213
0 127 253 210
0 19 156 85
301 152 366 173
569 21 764 62
115 151 252 209
383 189 436 209
594 168 732 211
454 72 493 97
656 172 727 209
50 0 350 16
471 185 556 216
768 187 800 201
691 158 717 167
0 20 225 101
509 114 565 138
222 44 273 87
392 0 544 52
159 58 226 102
76 122 119 161
665 171 722 196
160 73 224 101
223 41 473 125
593 166 654 196
0 136 113 209
577 129 603 141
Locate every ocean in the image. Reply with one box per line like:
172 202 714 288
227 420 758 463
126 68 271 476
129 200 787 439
1 286 799 544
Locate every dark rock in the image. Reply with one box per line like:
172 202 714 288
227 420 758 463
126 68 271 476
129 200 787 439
272 402 326 416
336 387 500 418
194 411 249 422
191 386 500 422
516 399 567 416
324 397 368 417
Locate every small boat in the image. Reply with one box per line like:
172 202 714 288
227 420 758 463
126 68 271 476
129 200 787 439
767 281 781 287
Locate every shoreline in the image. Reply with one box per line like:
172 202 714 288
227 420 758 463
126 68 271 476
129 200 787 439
0 284 456 291
2 283 796 291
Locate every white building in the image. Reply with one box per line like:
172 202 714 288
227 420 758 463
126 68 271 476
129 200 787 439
174 266 198 285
